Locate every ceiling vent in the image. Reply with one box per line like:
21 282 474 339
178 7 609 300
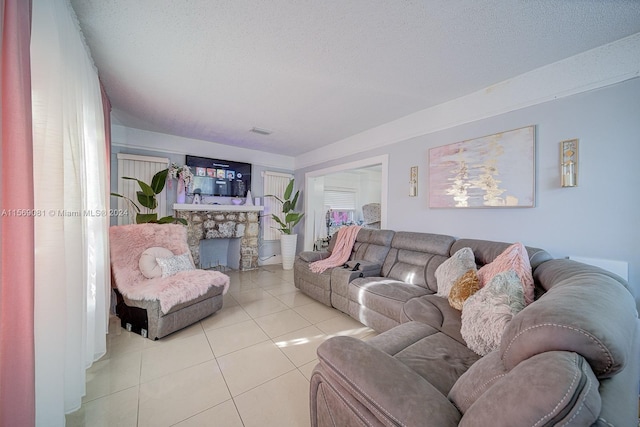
250 127 273 136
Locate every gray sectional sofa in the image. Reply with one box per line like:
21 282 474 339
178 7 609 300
293 229 639 426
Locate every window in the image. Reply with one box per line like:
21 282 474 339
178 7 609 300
324 189 356 211
324 189 356 231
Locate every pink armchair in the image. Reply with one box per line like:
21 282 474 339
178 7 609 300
109 223 229 339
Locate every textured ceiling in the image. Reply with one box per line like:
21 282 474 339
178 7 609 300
70 0 640 157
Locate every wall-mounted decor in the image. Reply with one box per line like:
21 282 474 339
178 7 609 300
560 139 578 187
429 126 535 208
409 166 418 196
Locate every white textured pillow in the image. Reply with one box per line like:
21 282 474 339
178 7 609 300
139 247 174 279
435 247 476 297
156 252 195 278
460 270 525 356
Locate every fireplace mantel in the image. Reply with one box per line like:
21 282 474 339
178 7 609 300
173 204 264 270
173 203 264 213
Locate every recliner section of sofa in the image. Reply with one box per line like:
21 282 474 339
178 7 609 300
330 229 394 312
293 228 394 308
348 231 455 332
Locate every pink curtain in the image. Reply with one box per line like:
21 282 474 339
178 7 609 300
0 0 35 426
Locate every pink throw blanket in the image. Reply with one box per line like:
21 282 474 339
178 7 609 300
309 225 362 273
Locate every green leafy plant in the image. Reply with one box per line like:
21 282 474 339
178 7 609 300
269 179 304 235
111 168 187 225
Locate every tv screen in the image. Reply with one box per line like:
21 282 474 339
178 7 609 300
185 155 251 197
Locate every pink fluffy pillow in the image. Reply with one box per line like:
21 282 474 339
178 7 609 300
477 242 534 305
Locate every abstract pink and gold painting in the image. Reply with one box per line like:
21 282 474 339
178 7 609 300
429 126 535 208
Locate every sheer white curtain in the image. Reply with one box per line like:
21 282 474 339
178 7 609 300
31 0 109 423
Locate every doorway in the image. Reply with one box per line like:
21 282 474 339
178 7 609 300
303 155 388 251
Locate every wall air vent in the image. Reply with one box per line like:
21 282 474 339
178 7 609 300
250 127 273 136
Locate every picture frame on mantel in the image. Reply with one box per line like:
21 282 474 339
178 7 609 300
428 125 535 208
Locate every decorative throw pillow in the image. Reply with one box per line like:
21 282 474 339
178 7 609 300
435 247 476 298
448 269 480 310
460 270 526 356
139 247 174 279
156 252 196 278
477 242 534 305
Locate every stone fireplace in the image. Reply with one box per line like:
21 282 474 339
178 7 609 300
174 204 264 271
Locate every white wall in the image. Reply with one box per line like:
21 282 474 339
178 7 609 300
296 78 640 307
359 169 382 208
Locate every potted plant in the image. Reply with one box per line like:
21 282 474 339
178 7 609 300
269 178 304 269
111 168 187 225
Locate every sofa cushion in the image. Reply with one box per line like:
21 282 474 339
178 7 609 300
383 248 436 288
366 320 441 354
435 247 476 298
349 277 432 325
450 351 601 426
393 330 481 396
298 250 330 263
461 270 526 356
401 295 465 345
448 269 480 310
352 228 395 262
477 242 534 305
382 232 455 292
139 246 174 279
366 321 480 397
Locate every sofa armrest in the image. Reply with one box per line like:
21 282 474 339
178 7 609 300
312 336 460 426
298 250 330 263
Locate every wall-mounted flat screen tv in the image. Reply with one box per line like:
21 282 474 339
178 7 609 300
185 155 251 197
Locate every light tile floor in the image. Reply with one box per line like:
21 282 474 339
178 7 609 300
66 265 378 427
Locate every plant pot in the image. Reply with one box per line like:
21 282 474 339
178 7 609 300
280 234 297 270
